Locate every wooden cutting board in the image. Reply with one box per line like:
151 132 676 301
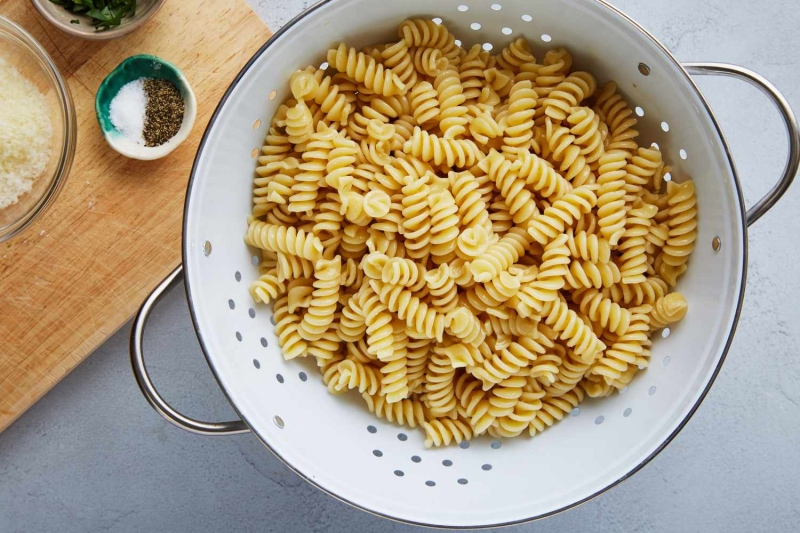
0 0 271 432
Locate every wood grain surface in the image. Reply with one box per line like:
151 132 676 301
0 0 271 432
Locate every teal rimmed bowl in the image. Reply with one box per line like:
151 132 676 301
96 54 196 161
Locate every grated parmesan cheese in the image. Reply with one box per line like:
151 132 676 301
0 57 54 210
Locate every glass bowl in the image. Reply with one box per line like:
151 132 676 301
0 16 76 242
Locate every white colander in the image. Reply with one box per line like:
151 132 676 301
130 0 799 528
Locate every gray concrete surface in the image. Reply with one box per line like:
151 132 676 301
2 0 800 531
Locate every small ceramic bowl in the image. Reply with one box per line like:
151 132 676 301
96 54 196 161
30 0 165 41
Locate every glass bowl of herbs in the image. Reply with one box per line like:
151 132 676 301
30 0 165 40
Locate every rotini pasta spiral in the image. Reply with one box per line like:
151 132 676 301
513 234 569 317
503 81 537 151
245 221 324 262
618 202 658 284
406 335 431 393
327 43 406 96
401 171 433 261
403 127 484 168
285 100 314 145
445 307 486 347
572 288 632 335
455 373 495 434
433 69 467 139
480 149 536 225
362 391 427 428
306 70 353 124
412 46 449 77
371 279 446 341
289 125 338 213
425 350 457 416
424 264 459 313
567 106 605 165
409 81 440 126
249 271 286 305
526 186 598 246
429 189 460 263
544 117 593 187
605 276 669 307
595 149 628 245
448 170 492 232
298 257 341 341
274 252 314 281
516 149 573 201
464 271 521 313
380 40 417 89
470 227 532 282
496 37 536 73
381 255 427 289
423 417 473 448
649 293 689 330
471 335 547 388
566 229 610 263
659 180 697 278
541 298 606 362
338 293 367 342
379 321 409 403
590 306 650 383
460 44 488 102
286 278 314 313
398 19 459 61
273 296 308 360
542 71 597 122
467 104 504 145
335 359 382 395
594 81 639 154
358 284 394 359
491 382 545 438
528 388 584 437
563 259 622 290
625 147 662 201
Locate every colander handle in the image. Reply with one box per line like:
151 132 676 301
130 265 250 436
684 62 800 227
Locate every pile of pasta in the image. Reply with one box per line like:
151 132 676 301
245 19 696 447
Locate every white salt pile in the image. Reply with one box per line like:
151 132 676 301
109 79 147 145
0 57 53 210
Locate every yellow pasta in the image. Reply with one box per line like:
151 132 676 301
246 18 697 446
327 43 406 97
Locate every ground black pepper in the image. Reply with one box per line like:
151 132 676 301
142 79 185 147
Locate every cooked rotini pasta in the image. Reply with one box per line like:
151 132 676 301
246 18 696 445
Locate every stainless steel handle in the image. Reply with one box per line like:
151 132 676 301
684 62 800 227
130 265 250 436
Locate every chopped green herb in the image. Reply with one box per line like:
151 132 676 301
70 19 80 24
48 0 137 31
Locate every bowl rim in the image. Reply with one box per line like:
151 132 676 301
181 0 748 528
94 54 198 161
28 0 166 41
0 15 77 243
